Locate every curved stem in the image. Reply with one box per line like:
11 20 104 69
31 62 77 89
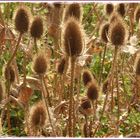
7 33 22 66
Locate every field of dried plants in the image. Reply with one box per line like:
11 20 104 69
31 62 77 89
0 2 140 137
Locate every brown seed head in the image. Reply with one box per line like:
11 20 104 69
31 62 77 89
134 6 140 23
57 57 66 75
82 69 93 87
4 65 15 83
30 17 43 39
81 99 91 110
109 20 128 46
32 53 47 75
117 3 126 17
14 6 30 34
64 3 82 22
63 17 83 57
29 101 47 130
99 22 110 43
105 3 114 16
53 3 62 8
87 82 99 101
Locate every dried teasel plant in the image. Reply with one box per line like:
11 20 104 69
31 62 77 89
104 3 114 16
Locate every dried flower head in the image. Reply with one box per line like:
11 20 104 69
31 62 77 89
29 101 47 131
117 3 126 17
82 69 93 87
134 6 140 23
63 17 83 57
14 6 30 34
0 82 3 103
64 3 82 22
105 3 114 16
32 53 47 75
87 82 99 101
53 3 62 8
57 57 66 75
109 20 128 46
81 99 91 110
99 22 110 43
30 17 43 39
3 65 15 83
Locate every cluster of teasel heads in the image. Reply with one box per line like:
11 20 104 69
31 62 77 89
0 2 140 137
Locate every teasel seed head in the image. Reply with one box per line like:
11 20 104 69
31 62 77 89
99 22 110 43
30 17 43 39
3 65 15 83
14 6 30 34
32 53 47 75
64 3 82 22
116 3 126 17
63 17 83 57
29 101 47 132
105 3 114 16
87 81 99 101
0 82 3 103
134 6 140 23
81 99 91 110
57 57 66 75
82 69 93 87
109 19 128 46
53 3 62 8
135 57 140 75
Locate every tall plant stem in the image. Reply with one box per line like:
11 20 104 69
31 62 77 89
99 44 107 85
110 47 118 112
34 38 38 53
7 33 22 67
41 75 56 136
116 57 120 135
68 57 76 137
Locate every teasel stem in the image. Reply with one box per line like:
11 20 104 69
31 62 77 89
23 53 27 86
84 115 89 137
34 38 38 53
92 100 96 120
41 75 57 136
110 47 118 112
7 33 22 67
115 56 120 135
42 76 52 107
99 44 107 85
68 57 76 137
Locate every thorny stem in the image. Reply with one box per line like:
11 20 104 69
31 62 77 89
23 54 27 86
41 75 57 136
7 33 22 67
68 57 76 137
99 44 107 85
110 47 118 112
34 38 38 53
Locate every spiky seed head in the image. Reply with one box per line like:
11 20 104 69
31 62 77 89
64 3 82 22
14 6 30 34
63 17 83 57
102 79 108 94
57 57 66 75
0 82 3 103
32 53 47 75
105 3 114 16
117 3 126 17
136 57 140 75
109 20 128 46
134 6 140 23
3 65 15 83
99 22 110 43
29 101 47 131
87 82 99 101
30 17 43 39
81 99 91 110
82 70 93 87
